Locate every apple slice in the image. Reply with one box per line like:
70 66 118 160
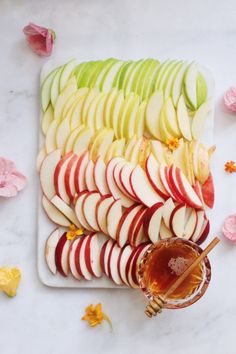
201 172 215 209
183 62 198 110
131 165 164 207
159 164 175 200
191 210 205 242
41 67 59 112
42 195 70 227
145 154 169 199
40 149 61 199
68 238 82 280
64 125 86 154
128 243 150 288
73 127 92 156
128 206 146 246
145 90 163 140
119 162 138 200
36 146 47 172
45 228 60 274
106 199 122 240
74 151 89 194
84 233 106 278
103 239 115 277
168 164 186 203
170 203 186 238
195 218 210 245
56 117 71 150
74 235 86 277
94 157 110 195
117 245 133 286
74 192 94 231
55 232 71 276
163 97 181 137
51 195 81 228
64 154 79 201
77 235 93 280
54 152 75 204
96 195 114 234
107 243 123 285
143 203 163 243
59 59 77 91
85 160 97 192
131 208 148 247
193 180 204 205
162 197 175 229
100 239 109 274
175 167 203 209
159 220 174 239
177 95 192 141
113 160 137 200
117 204 143 247
54 77 77 121
41 104 54 135
191 100 211 140
82 192 101 231
182 208 197 240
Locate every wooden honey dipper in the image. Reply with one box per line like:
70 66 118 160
145 237 220 318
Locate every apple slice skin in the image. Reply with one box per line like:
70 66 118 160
116 204 142 247
68 238 82 280
201 172 215 209
168 165 187 203
55 233 70 277
106 199 122 240
145 154 169 200
195 219 210 245
42 195 71 227
45 228 60 275
64 154 79 201
129 243 150 288
100 240 109 274
117 245 133 285
74 236 87 277
40 149 61 200
93 157 110 196
131 208 149 247
169 203 186 238
143 202 163 243
182 208 197 240
128 207 147 246
74 151 89 194
84 233 104 278
82 192 101 231
95 195 114 234
107 243 123 285
119 163 139 200
54 152 74 204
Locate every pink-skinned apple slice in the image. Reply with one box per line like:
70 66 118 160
128 243 150 288
50 195 81 228
84 233 107 278
106 157 135 207
195 218 210 245
45 228 60 274
64 154 79 201
113 160 136 199
40 149 61 199
74 151 89 194
119 162 138 200
42 195 71 227
182 208 197 239
82 192 101 231
103 239 115 277
170 203 186 238
117 245 133 286
131 209 149 247
93 157 110 196
55 232 71 277
143 203 163 243
74 191 94 231
116 204 143 247
191 210 205 242
85 160 97 192
68 238 82 280
201 172 215 209
106 199 122 240
168 164 187 203
193 180 204 205
162 198 176 229
159 220 174 239
159 164 175 200
74 235 86 277
145 154 169 200
100 239 109 274
131 165 164 207
107 243 123 285
78 235 93 280
134 244 150 285
54 152 75 204
95 195 114 234
175 167 203 209
128 206 147 246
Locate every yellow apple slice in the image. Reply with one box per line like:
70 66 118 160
70 94 88 130
61 87 88 120
159 108 174 141
172 139 187 176
89 128 114 161
123 95 140 139
177 95 192 141
117 93 135 138
59 59 77 92
197 143 210 184
124 135 137 160
128 138 143 165
191 100 211 140
81 88 99 124
85 92 102 133
53 76 77 121
105 138 125 163
189 140 200 179
73 126 92 156
110 90 124 139
145 90 163 140
138 139 151 168
171 62 188 107
163 98 181 137
41 104 54 135
45 120 60 154
104 88 118 128
150 140 166 164
135 100 146 138
36 146 47 172
50 67 63 108
64 125 86 154
56 117 71 151
41 67 59 112
184 142 195 184
94 93 106 130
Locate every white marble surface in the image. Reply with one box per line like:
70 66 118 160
1 0 236 353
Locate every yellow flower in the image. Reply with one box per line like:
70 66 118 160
166 138 180 151
0 267 21 297
82 303 112 328
225 161 236 173
66 224 83 240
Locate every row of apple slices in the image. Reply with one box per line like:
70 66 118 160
45 228 151 287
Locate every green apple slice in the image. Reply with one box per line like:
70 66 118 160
124 59 145 96
94 93 106 130
191 100 211 140
41 67 59 112
145 90 163 140
76 62 89 85
154 60 173 91
45 119 60 154
41 104 54 135
117 61 133 89
171 61 188 107
100 61 124 93
140 61 160 100
130 59 153 93
56 116 71 150
183 62 198 110
117 93 135 138
79 61 102 88
110 90 124 138
163 61 183 99
50 66 64 108
81 88 99 124
59 59 77 92
196 72 208 107
64 125 86 154
70 94 89 129
157 60 179 91
159 108 175 141
138 60 159 98
89 128 114 161
85 92 103 133
123 95 140 139
93 58 118 89
124 135 137 160
163 97 181 137
113 61 131 87
73 126 92 156
54 77 77 121
135 100 147 138
176 95 192 141
104 88 118 127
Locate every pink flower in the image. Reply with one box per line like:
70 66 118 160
23 23 56 57
0 158 27 198
223 87 236 112
222 214 236 244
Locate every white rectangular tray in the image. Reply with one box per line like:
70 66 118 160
37 59 215 288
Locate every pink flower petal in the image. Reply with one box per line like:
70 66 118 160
0 183 18 198
23 23 55 57
222 214 236 243
224 87 236 112
7 172 27 191
0 157 16 175
23 23 48 37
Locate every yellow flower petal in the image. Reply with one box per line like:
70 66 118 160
81 303 112 329
166 138 180 151
66 225 83 240
0 267 21 297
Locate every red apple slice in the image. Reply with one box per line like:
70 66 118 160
68 238 82 280
42 195 71 227
128 243 150 288
45 228 60 274
196 218 210 244
125 247 138 286
130 165 164 207
54 152 75 204
74 151 89 194
106 199 122 240
107 243 123 285
94 157 110 195
82 192 101 231
113 160 136 199
74 191 94 231
128 206 147 246
145 154 169 199
175 167 203 209
191 210 205 242
74 235 86 277
96 195 114 234
159 164 176 200
131 209 149 247
162 197 176 229
182 208 197 239
117 245 133 286
51 195 81 228
106 157 135 207
143 203 163 243
193 180 204 205
84 233 107 278
100 239 109 274
55 232 71 276
168 164 186 203
40 149 61 199
134 244 150 285
116 204 143 247
170 203 186 238
159 220 174 239
78 235 93 280
85 159 97 192
103 239 115 277
201 172 215 209
119 162 138 200
64 154 79 201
